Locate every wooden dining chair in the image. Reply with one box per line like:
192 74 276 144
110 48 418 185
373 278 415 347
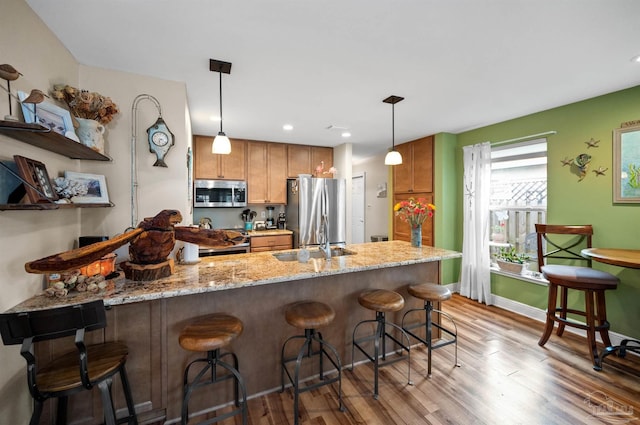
0 300 137 425
535 224 619 368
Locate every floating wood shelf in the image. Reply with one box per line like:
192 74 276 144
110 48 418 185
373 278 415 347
0 202 113 211
0 120 111 161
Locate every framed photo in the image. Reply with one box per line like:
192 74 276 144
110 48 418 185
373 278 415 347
17 90 79 142
613 124 640 203
64 171 110 204
13 155 58 203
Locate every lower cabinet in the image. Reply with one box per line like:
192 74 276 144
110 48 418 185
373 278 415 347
250 234 293 252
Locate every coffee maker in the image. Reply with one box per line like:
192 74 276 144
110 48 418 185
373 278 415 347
277 212 286 229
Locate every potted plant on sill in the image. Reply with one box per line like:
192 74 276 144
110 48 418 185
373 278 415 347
495 246 530 274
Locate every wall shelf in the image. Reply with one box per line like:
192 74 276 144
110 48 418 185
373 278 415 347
0 202 113 211
0 120 111 161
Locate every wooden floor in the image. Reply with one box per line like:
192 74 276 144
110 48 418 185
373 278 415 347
195 294 640 425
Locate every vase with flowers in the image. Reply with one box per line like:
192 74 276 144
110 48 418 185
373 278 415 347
51 85 119 154
394 197 436 247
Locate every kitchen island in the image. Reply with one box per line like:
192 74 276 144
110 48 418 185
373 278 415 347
9 241 461 424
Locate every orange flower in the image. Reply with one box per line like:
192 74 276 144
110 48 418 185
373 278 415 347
394 197 436 228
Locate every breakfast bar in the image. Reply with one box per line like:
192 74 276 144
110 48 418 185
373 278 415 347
7 241 461 424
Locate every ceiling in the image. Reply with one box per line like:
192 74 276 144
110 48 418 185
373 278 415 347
25 0 640 163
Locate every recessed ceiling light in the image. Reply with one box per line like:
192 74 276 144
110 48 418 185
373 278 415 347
283 124 293 131
341 132 351 138
631 54 640 63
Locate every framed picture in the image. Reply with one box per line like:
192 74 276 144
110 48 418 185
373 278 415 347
17 90 79 142
64 171 110 204
613 124 640 203
13 155 58 203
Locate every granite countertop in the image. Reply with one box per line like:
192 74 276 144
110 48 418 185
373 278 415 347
7 241 461 313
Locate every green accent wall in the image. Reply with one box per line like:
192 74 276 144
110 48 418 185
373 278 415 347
442 85 640 339
434 132 460 285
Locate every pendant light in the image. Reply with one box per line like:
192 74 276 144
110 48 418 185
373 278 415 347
210 59 232 154
383 95 404 165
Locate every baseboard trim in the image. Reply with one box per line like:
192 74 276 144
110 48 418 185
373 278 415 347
446 282 636 351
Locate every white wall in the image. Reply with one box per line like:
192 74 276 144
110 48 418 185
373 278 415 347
353 152 390 242
0 1 191 422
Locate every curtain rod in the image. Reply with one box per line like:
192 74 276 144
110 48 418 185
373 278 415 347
491 130 557 146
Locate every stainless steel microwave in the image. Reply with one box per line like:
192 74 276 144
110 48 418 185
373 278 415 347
194 180 247 208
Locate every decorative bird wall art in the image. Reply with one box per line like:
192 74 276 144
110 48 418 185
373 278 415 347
0 63 22 120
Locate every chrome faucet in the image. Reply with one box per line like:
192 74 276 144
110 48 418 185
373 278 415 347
320 214 331 260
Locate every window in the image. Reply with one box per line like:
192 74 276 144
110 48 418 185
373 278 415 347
490 139 547 273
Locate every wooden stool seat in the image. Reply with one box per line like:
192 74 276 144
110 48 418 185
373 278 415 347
358 289 405 312
408 283 452 302
179 313 243 353
285 301 335 329
541 265 619 290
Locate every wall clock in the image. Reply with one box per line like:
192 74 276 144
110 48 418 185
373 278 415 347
147 117 175 167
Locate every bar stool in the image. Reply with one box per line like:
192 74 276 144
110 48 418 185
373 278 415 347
281 301 344 425
351 289 412 399
402 283 459 378
535 224 620 369
0 300 137 425
179 313 247 425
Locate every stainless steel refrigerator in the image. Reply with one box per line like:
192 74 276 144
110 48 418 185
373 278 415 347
286 176 346 249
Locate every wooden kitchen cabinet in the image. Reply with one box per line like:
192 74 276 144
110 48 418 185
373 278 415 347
393 192 434 247
393 135 433 193
392 135 434 246
247 141 287 204
286 145 334 178
250 233 293 252
287 145 311 177
193 135 246 180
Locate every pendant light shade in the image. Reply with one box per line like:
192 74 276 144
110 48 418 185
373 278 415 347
212 132 231 154
210 59 232 155
383 95 404 165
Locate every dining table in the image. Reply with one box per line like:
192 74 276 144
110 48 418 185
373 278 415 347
581 248 640 371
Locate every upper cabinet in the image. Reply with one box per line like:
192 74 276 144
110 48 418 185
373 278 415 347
193 135 246 180
247 141 287 204
393 135 433 193
392 135 434 246
286 145 334 178
287 145 311 177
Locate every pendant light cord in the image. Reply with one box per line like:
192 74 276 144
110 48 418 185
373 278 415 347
219 71 223 134
391 103 395 150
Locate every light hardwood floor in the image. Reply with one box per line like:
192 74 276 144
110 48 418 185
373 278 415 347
193 294 640 425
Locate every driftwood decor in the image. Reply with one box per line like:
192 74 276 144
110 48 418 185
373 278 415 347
25 209 247 280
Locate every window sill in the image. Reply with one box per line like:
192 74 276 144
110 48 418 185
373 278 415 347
490 266 548 286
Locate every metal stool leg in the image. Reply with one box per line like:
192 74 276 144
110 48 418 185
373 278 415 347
181 349 247 425
352 311 412 399
281 329 343 425
402 300 460 378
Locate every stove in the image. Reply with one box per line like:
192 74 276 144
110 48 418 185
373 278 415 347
198 229 250 257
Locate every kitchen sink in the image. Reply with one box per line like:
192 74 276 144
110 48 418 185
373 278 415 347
272 247 356 262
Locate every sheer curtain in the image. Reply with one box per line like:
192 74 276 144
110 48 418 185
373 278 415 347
460 142 492 305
